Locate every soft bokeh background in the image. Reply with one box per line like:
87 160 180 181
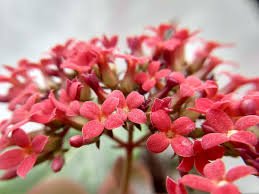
0 0 259 193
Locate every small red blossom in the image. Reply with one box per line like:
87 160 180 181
80 97 124 140
135 61 171 91
180 159 256 194
201 109 259 149
177 140 224 174
108 90 146 124
146 110 195 157
0 128 48 178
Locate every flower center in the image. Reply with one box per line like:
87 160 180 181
217 180 228 187
227 130 237 137
166 130 175 138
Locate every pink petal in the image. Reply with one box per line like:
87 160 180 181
155 69 171 79
148 61 160 76
66 100 81 117
171 136 193 157
101 97 119 116
108 90 126 108
151 110 171 132
203 159 225 181
180 174 215 192
17 154 37 178
142 79 156 91
126 91 145 109
146 133 170 153
230 131 257 146
135 72 149 85
82 120 104 139
80 101 100 120
0 149 25 169
31 135 48 153
189 98 214 114
206 109 233 133
206 145 225 160
12 128 30 148
226 165 257 182
201 133 228 150
104 113 124 129
235 115 259 131
177 157 194 172
166 177 187 194
211 184 240 194
172 117 195 135
128 109 146 124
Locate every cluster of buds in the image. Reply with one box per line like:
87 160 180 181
0 23 258 194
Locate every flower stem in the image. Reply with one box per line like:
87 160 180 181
120 123 134 194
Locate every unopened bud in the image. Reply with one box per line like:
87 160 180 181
69 135 84 148
51 155 65 173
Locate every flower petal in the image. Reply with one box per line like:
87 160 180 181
155 69 171 79
146 133 169 153
172 117 195 135
230 131 257 146
17 154 37 178
108 90 126 108
226 165 257 182
31 135 49 153
151 110 171 132
206 109 233 133
66 100 81 117
201 133 228 150
142 79 156 91
194 155 209 175
203 159 225 181
171 136 193 157
180 174 215 192
211 184 240 194
177 157 194 172
101 97 119 116
189 98 214 114
0 149 24 169
135 72 149 84
148 61 160 76
12 128 30 148
128 109 146 124
104 113 124 129
166 177 187 194
235 115 259 131
80 101 100 120
126 91 144 109
82 120 104 139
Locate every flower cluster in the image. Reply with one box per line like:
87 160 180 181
0 23 258 193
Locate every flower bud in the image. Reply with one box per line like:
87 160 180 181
69 135 84 148
51 155 65 173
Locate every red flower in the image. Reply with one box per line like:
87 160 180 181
146 110 195 157
180 159 256 194
166 176 187 194
135 61 171 91
177 140 224 174
201 109 259 149
108 90 146 124
179 76 218 98
0 128 48 178
80 97 124 140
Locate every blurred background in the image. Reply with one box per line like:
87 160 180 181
0 0 259 193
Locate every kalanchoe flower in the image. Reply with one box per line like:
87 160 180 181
108 90 146 124
0 128 48 178
80 97 124 140
166 176 187 194
146 110 195 157
180 159 256 194
201 109 259 149
177 140 224 174
135 61 171 91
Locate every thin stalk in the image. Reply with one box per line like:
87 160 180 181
120 123 134 194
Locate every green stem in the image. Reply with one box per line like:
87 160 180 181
120 123 134 194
